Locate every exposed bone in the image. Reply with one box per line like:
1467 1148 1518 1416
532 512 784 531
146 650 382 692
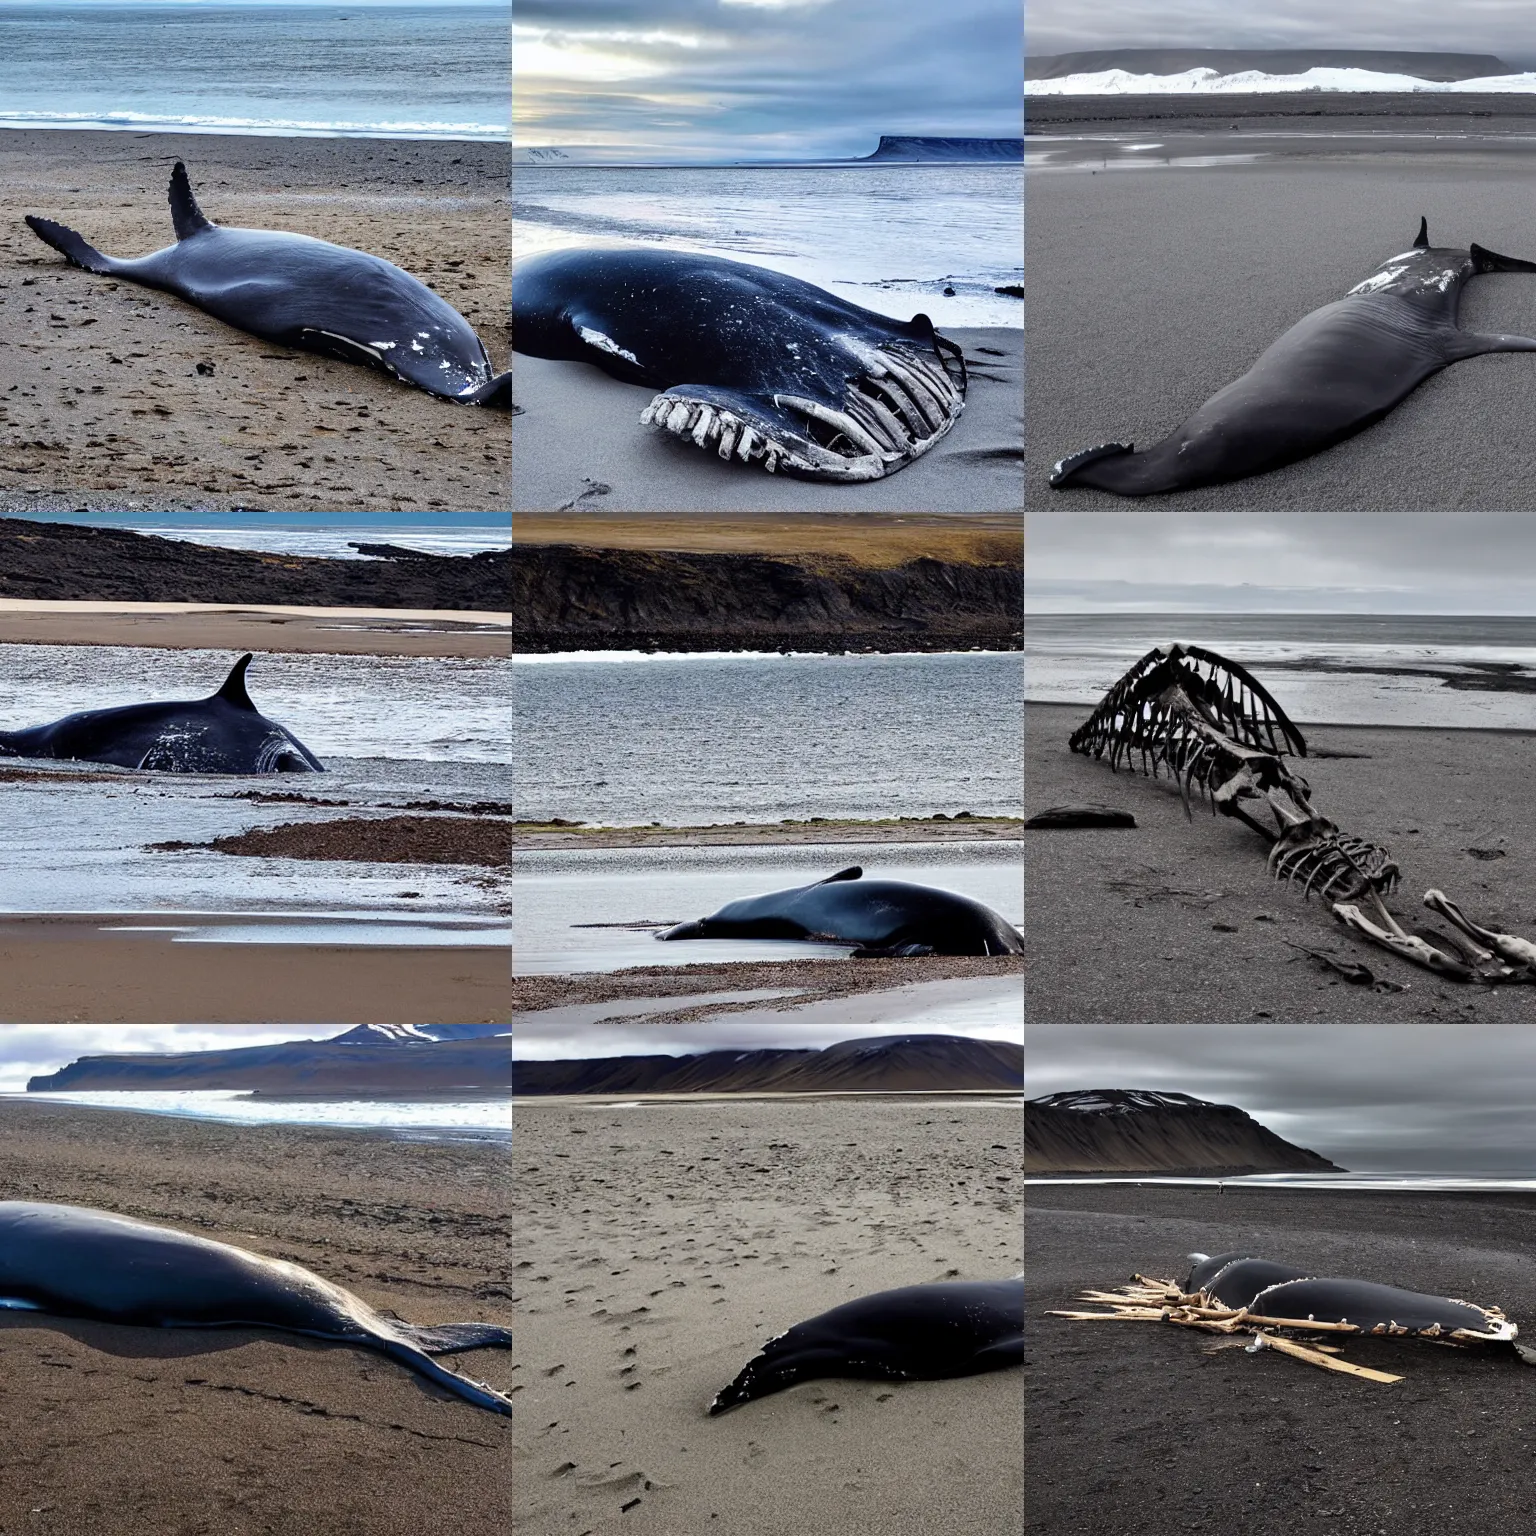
716 421 738 459
776 395 889 460
1073 644 1536 984
1424 890 1536 970
1251 1332 1403 1383
690 404 716 447
736 426 758 461
665 400 693 433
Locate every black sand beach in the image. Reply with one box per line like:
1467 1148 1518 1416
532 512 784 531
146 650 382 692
0 130 508 511
512 327 1022 514
1027 148 1536 511
1029 1183 1536 1536
0 1098 509 1536
1026 702 1536 1021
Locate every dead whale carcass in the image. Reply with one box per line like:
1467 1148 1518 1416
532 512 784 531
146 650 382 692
1068 642 1536 984
1049 1251 1529 1383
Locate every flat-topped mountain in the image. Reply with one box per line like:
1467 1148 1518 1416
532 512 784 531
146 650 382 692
861 136 1023 161
1026 1089 1341 1175
1026 49 1513 82
28 1028 511 1095
516 1033 1022 1096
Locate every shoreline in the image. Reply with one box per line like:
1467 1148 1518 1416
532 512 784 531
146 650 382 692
514 817 1024 850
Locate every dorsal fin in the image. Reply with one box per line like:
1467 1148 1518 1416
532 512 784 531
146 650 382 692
1413 216 1429 249
816 866 863 885
213 654 256 710
169 162 214 240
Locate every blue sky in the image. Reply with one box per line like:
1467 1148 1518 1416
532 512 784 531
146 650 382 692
1029 1 1536 69
513 0 1023 160
0 1027 320 1092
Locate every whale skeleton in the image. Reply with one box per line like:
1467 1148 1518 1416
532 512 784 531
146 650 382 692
1070 643 1536 984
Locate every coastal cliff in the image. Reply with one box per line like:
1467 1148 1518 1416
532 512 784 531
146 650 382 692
1026 1090 1342 1175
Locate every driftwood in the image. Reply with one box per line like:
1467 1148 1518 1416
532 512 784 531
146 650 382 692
1071 643 1536 984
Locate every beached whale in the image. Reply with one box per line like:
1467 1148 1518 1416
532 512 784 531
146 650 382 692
1051 219 1536 494
0 653 323 773
0 1202 512 1415
710 1276 1023 1413
511 247 967 480
25 163 511 406
657 867 1023 957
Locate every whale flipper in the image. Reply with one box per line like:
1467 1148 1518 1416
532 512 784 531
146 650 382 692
169 162 214 240
22 215 120 276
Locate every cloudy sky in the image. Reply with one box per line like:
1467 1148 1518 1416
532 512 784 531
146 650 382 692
0 1027 318 1094
1028 512 1536 613
1028 1 1536 67
1029 1025 1536 1172
513 0 1023 160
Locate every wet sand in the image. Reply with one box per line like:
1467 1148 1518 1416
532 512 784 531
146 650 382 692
511 327 1022 515
0 130 508 511
514 817 1023 851
0 602 510 656
515 953 1025 1017
165 812 513 867
1027 148 1536 511
0 1097 509 1536
1028 1183 1536 1536
0 918 509 1023
514 1096 1022 1535
1026 702 1536 1020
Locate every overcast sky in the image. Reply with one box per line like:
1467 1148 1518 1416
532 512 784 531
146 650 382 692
1028 1 1536 68
513 0 1023 160
1029 1025 1536 1172
0 1027 318 1093
1028 512 1536 613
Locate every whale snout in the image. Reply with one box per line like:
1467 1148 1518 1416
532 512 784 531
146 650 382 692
658 920 709 941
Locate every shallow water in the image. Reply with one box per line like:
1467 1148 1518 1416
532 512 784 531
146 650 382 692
9 511 511 559
514 651 1023 825
1026 614 1536 729
514 842 1022 974
513 165 1024 327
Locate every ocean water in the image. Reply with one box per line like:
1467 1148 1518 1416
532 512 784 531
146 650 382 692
0 643 510 761
6 1089 510 1137
0 3 509 139
8 511 510 559
513 165 1024 327
513 651 1023 825
1026 613 1536 730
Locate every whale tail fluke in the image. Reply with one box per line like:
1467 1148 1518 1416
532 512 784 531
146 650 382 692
377 1338 514 1416
23 215 120 276
1471 242 1536 275
168 162 214 240
388 1319 514 1356
213 654 256 710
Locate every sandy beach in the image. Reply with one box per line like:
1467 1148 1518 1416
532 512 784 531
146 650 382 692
0 1097 510 1536
0 917 509 1023
514 1095 1022 1535
0 602 509 656
1026 702 1536 1020
1028 1182 1536 1535
1027 148 1536 510
511 327 1021 514
0 130 508 511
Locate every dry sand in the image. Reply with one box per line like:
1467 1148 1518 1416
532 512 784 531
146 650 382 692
513 1096 1022 1535
0 918 510 1023
0 602 510 656
1027 149 1536 511
1026 702 1536 1021
1028 1182 1536 1536
0 1097 510 1536
512 327 1022 514
0 130 509 512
